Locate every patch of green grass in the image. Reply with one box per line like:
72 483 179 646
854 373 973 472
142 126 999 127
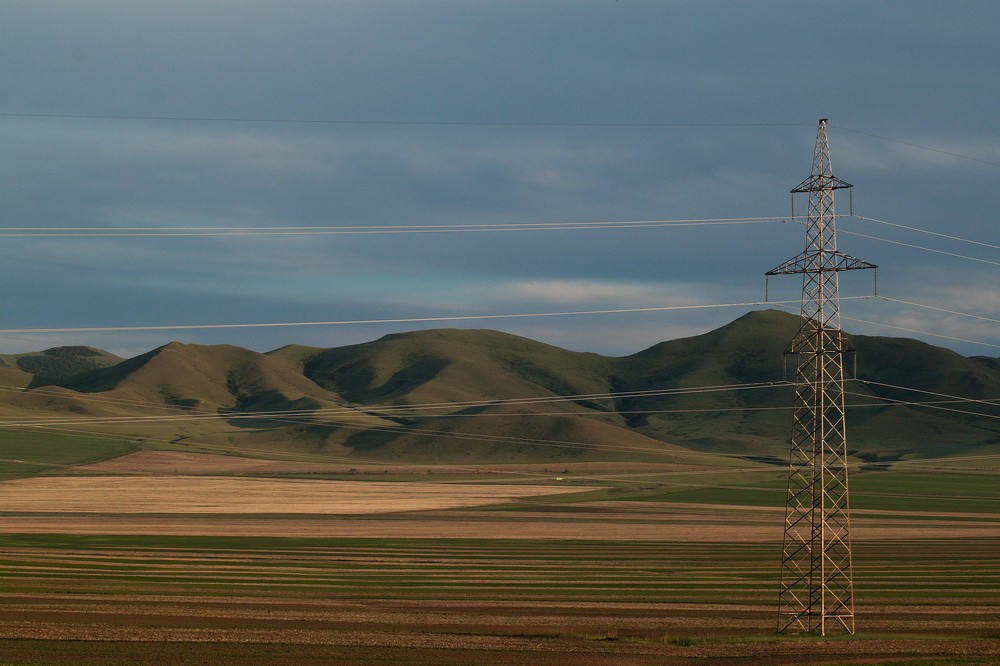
551 468 1000 515
0 429 135 476
851 471 1000 513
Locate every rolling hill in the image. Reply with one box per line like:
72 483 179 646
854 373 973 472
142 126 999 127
1 310 996 465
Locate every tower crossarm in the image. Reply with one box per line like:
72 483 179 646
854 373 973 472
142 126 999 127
790 174 853 193
766 251 877 276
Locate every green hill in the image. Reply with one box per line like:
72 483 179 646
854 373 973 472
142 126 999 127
0 310 996 466
59 341 344 412
0 346 123 388
296 328 612 406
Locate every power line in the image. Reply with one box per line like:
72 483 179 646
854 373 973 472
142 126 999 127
0 380 793 427
878 297 1000 327
0 299 806 335
6 379 995 428
7 373 994 443
1 293 993 361
846 391 1000 420
767 300 1000 351
846 388 999 422
0 112 813 128
0 217 784 237
831 125 1000 169
889 452 1000 469
858 380 1000 410
1 293 991 349
838 229 1000 267
355 381 789 414
849 215 1000 252
842 316 1000 350
351 399 998 420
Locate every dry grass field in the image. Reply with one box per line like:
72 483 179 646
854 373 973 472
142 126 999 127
0 475 598 514
0 450 997 665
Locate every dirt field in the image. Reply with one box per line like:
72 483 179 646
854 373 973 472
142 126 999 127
0 535 997 665
0 472 995 542
0 450 998 665
0 475 598 514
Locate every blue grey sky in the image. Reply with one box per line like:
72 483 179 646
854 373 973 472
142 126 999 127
0 1 997 357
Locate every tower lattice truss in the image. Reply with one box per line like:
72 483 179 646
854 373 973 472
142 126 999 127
767 119 876 635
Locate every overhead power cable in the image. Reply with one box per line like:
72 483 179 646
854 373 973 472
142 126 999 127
888 452 1000 469
346 381 789 415
878 297 1000 326
831 125 1000 169
1 293 990 348
6 378 994 428
845 389 999 422
849 215 1000 252
842 316 1000 350
0 380 793 427
6 376 997 431
342 399 996 420
839 230 1000 267
0 216 785 237
0 299 811 334
766 299 998 351
0 112 813 128
858 380 1000 409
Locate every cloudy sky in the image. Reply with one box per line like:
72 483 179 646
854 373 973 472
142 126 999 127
0 1 997 358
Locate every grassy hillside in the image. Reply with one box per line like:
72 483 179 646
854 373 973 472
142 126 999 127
59 341 345 412
0 310 995 467
609 310 799 453
0 346 123 388
298 328 613 406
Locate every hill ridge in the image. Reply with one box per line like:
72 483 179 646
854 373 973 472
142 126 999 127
2 310 996 463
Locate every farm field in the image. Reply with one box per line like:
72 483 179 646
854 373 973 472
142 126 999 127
0 451 997 664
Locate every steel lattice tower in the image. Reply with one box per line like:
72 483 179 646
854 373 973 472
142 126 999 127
767 119 876 635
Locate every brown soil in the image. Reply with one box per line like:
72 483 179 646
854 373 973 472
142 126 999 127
0 475 599 514
0 596 995 665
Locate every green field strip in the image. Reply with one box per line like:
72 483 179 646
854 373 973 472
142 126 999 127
0 429 136 477
0 537 994 589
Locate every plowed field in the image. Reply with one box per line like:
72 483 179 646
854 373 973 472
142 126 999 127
0 451 997 665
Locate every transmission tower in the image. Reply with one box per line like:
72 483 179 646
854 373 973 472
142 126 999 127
767 119 876 635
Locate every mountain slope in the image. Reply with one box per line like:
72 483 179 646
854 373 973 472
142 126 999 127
60 342 344 412
0 310 995 464
0 346 124 388
297 328 613 406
